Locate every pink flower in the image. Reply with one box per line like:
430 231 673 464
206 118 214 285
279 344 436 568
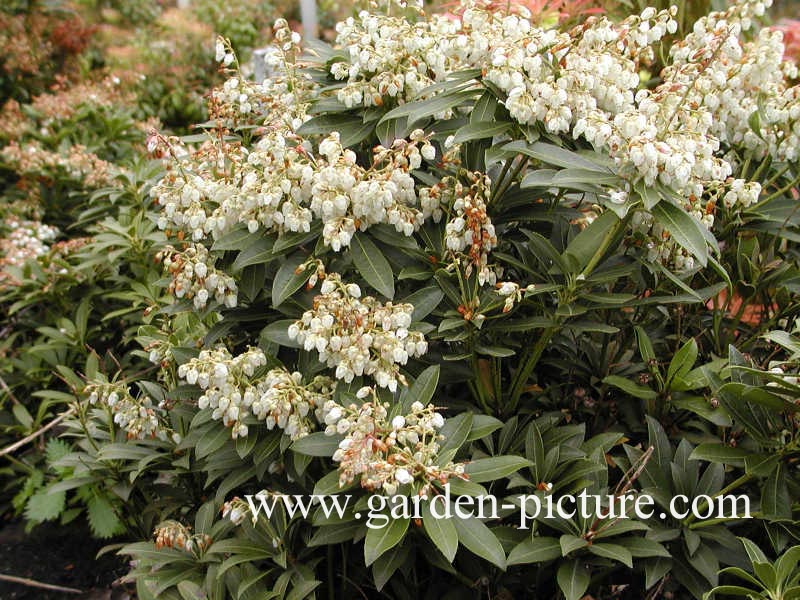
774 19 800 63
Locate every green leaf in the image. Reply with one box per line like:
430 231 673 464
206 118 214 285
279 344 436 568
272 254 310 307
560 534 589 556
466 415 503 441
738 538 769 565
464 456 531 483
744 454 780 477
401 365 439 408
291 432 343 457
351 232 394 299
635 326 656 364
403 286 444 321
689 444 748 467
617 538 671 558
563 210 620 272
413 69 482 98
211 225 259 251
437 412 473 458
376 116 410 147
666 338 698 388
635 179 662 210
470 91 499 124
748 109 764 140
603 375 657 400
26 488 65 523
507 536 561 565
177 580 207 600
550 168 622 188
297 114 373 147
260 320 303 349
45 438 72 467
239 263 266 302
12 403 33 428
716 383 773 444
232 235 276 270
308 522 363 546
380 89 477 125
285 580 321 600
705 585 763 598
273 224 321 254
651 201 709 267
557 560 590 600
672 397 731 427
503 140 609 172
453 517 507 569
645 557 673 589
525 423 545 483
646 415 672 473
452 121 511 144
87 495 122 538
475 345 514 357
421 501 458 561
196 424 230 459
520 169 557 188
776 546 800 584
588 543 633 568
372 542 409 591
762 464 791 519
364 516 409 566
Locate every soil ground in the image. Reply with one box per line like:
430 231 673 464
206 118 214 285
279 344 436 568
0 517 133 599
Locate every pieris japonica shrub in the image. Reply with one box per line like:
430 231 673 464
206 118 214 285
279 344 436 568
31 0 800 598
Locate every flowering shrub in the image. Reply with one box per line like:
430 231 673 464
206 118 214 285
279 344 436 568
193 0 276 55
3 0 800 599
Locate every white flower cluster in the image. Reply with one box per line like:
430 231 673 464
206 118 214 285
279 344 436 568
288 273 428 391
0 218 58 268
665 0 799 162
154 521 211 554
443 174 499 286
179 347 335 439
150 0 798 285
313 132 428 250
326 0 796 269
321 391 465 495
215 38 235 67
152 128 435 253
332 10 461 109
157 244 238 309
85 381 167 441
496 281 522 313
251 368 334 439
630 175 762 270
180 346 267 438
211 24 311 124
484 9 675 134
722 179 762 210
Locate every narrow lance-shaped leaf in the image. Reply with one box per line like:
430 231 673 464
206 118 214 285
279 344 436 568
351 232 395 299
364 516 410 566
651 201 709 267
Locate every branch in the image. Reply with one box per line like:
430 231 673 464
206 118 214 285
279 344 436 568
0 573 83 594
0 375 20 405
0 408 75 458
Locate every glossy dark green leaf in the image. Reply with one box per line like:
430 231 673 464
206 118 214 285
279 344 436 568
351 232 394 299
272 254 311 307
651 201 709 267
507 536 561 565
557 560 590 600
364 516 409 566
